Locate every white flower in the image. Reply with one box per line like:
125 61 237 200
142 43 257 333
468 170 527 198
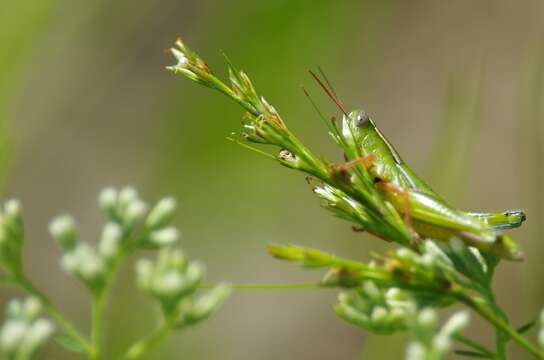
118 187 138 208
146 197 177 229
149 227 180 246
22 298 42 320
49 215 77 251
124 200 148 225
0 320 27 351
405 342 426 360
23 319 54 350
99 223 123 259
99 187 118 213
171 48 188 67
61 243 104 283
370 306 387 323
440 311 469 336
4 200 21 220
417 308 438 331
153 272 184 298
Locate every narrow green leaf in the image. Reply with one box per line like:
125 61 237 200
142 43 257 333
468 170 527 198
517 319 536 334
454 349 490 358
54 334 86 354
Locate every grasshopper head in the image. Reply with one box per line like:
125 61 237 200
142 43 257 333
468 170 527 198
348 109 371 128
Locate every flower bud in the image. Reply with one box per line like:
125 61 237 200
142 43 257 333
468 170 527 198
136 249 202 310
49 216 77 252
148 227 180 247
0 320 27 352
177 283 232 327
6 299 22 318
267 244 304 262
99 188 118 216
405 342 426 360
3 200 22 237
124 199 148 226
333 301 370 330
370 306 388 323
21 298 42 321
61 243 105 293
146 197 177 229
99 223 123 259
432 333 451 355
23 319 54 350
362 281 381 302
417 308 438 331
118 187 138 208
440 311 469 336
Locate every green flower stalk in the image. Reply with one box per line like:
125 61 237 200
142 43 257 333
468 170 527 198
167 38 412 247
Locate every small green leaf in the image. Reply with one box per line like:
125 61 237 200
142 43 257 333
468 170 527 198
454 349 489 358
54 334 86 354
517 319 536 334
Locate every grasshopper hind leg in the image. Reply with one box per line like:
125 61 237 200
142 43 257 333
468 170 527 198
466 209 526 230
375 181 421 245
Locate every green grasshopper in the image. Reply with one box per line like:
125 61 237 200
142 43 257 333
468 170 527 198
306 70 525 260
167 39 525 261
344 109 525 260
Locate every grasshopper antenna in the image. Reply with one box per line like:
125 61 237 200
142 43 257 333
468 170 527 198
318 66 339 98
302 86 332 129
309 69 349 118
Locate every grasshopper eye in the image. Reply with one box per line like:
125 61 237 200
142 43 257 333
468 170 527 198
355 112 369 127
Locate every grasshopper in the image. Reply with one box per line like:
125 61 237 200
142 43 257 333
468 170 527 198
167 39 525 261
307 70 525 260
343 109 524 260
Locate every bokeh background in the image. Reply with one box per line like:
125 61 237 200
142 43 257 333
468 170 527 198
1 0 543 359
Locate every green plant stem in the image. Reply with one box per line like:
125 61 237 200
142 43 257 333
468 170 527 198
90 249 130 359
90 294 106 360
458 291 544 359
123 318 172 360
482 285 510 359
15 274 91 355
200 282 322 291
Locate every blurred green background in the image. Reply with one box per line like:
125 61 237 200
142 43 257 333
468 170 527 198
1 0 543 358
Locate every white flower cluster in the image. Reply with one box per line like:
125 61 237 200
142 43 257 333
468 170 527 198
136 248 231 327
405 309 470 360
175 283 232 328
0 200 24 274
49 187 180 295
0 297 54 360
99 187 179 248
334 281 415 334
136 248 203 309
49 215 106 294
